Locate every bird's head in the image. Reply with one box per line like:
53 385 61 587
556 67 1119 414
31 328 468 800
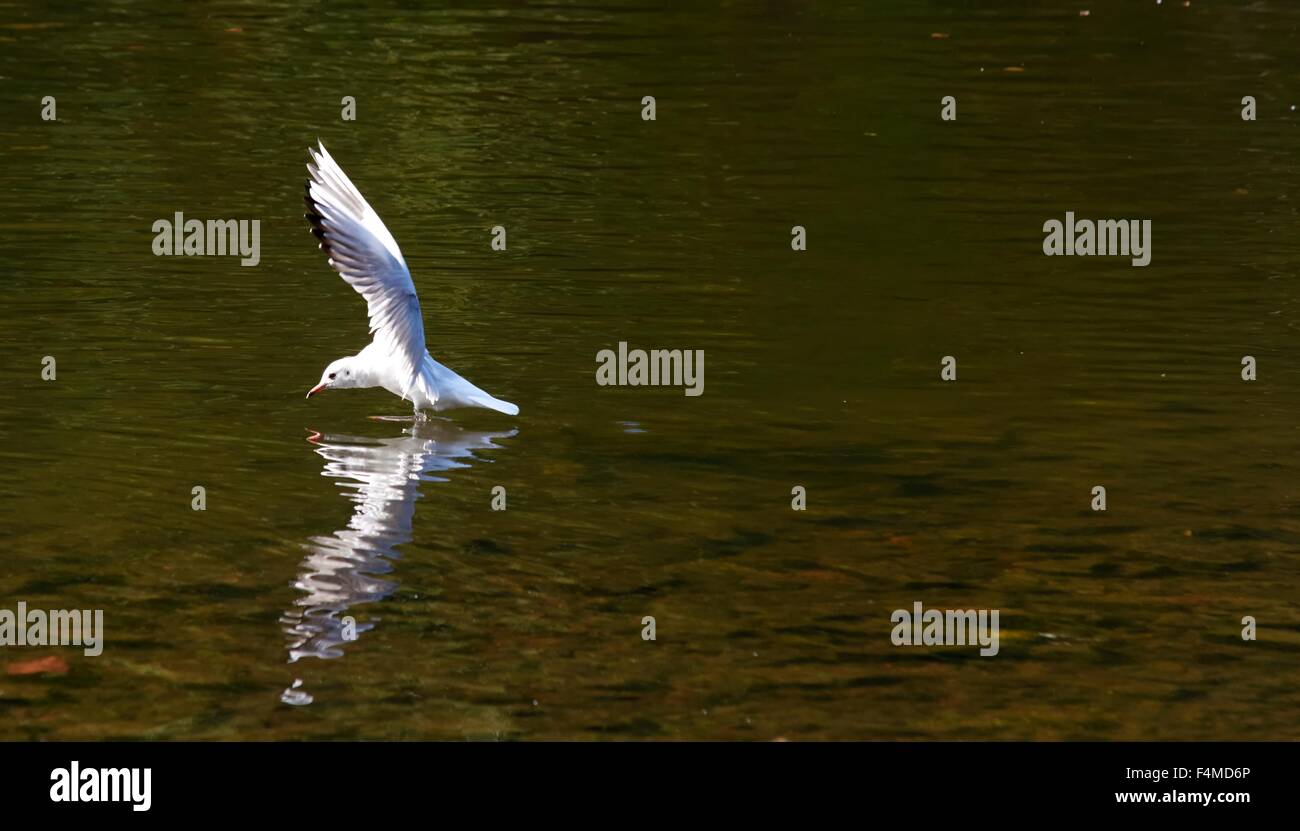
307 357 361 398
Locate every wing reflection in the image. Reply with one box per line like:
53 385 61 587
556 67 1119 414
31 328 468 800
281 420 514 705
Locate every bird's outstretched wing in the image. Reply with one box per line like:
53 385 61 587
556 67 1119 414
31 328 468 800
304 141 426 399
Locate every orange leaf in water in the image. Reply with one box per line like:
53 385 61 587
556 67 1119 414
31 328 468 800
6 655 69 675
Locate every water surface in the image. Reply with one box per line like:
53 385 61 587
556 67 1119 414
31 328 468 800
2 0 1300 739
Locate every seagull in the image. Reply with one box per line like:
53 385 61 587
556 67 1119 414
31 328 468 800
302 142 519 417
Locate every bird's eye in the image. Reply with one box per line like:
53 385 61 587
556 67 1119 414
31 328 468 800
328 372 336 380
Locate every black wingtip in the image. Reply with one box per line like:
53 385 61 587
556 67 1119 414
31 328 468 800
302 187 335 257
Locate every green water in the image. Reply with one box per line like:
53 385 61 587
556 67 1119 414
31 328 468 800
2 0 1300 739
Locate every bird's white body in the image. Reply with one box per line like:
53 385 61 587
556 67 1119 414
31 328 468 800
356 342 518 414
303 142 518 417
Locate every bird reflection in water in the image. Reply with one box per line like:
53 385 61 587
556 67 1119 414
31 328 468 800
281 419 515 705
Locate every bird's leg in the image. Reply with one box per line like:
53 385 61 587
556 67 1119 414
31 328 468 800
413 406 428 423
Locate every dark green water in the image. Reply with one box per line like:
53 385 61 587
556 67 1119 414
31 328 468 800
2 0 1300 739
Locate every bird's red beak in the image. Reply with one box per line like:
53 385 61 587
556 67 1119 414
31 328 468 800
306 382 328 398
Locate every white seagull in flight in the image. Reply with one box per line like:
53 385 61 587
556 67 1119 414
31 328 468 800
303 142 519 417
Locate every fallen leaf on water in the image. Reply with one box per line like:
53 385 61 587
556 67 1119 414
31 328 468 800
7 655 69 675
1004 66 1026 73
930 32 950 39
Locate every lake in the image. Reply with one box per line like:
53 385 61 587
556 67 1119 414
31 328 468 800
1 0 1299 739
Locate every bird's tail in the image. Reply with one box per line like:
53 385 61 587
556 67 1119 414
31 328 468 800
469 393 520 416
427 358 519 416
